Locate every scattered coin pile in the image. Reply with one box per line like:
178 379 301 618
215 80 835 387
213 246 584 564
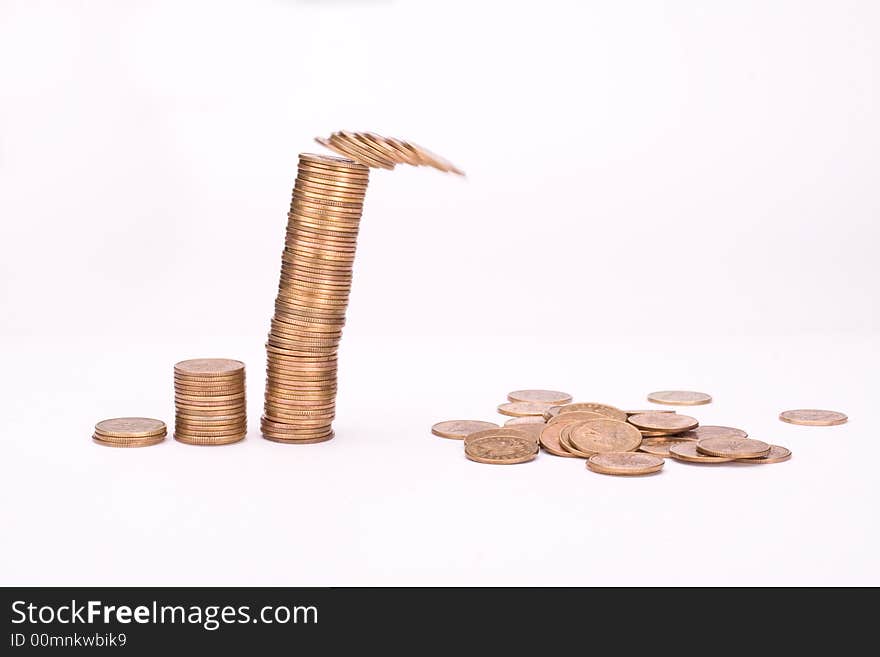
430 389 839 476
174 358 247 445
262 153 369 444
92 417 167 448
315 131 465 175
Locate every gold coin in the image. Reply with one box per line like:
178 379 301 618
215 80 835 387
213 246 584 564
506 389 573 405
557 403 627 422
778 409 847 426
736 445 792 464
647 390 712 406
504 416 546 425
464 435 537 465
637 435 697 458
262 433 334 445
92 434 166 448
587 452 664 476
557 423 596 458
94 417 166 438
538 422 577 458
668 442 734 463
497 401 554 417
174 434 245 446
406 139 466 176
628 412 698 433
499 421 542 442
696 437 771 459
175 413 246 423
463 427 535 447
569 419 642 454
431 420 499 440
174 404 246 416
625 409 675 416
548 410 607 425
677 425 748 441
174 359 245 377
298 152 368 171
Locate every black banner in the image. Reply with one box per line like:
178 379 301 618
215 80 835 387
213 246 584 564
0 587 863 652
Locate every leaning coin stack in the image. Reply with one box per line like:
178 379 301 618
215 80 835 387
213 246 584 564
261 153 370 444
174 358 247 445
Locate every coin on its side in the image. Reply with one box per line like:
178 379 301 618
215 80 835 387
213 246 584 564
431 420 499 440
647 390 712 406
504 416 546 425
736 445 792 464
696 437 771 459
539 422 578 458
497 401 554 417
628 412 698 433
558 403 627 422
779 409 847 426
465 434 537 465
668 442 734 464
569 419 642 454
638 436 697 458
507 389 573 405
677 425 748 441
587 452 664 476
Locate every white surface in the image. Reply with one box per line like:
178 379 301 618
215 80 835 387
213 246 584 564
1 1 878 585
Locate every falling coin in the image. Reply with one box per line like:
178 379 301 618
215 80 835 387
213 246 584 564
736 445 792 464
647 390 712 406
497 401 554 417
558 403 627 422
668 442 734 464
628 412 698 434
587 452 664 476
431 420 499 440
507 389 573 405
677 425 748 441
696 437 771 459
638 436 697 458
568 419 642 454
778 409 848 426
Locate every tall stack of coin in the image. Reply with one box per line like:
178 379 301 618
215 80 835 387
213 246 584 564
262 153 370 443
174 358 247 445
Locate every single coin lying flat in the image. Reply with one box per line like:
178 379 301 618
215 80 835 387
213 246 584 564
778 409 847 426
587 452 664 476
431 420 499 440
647 390 712 406
507 389 573 405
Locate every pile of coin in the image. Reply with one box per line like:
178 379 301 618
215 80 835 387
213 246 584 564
262 153 369 444
92 417 166 448
174 358 247 445
433 389 803 475
315 131 465 175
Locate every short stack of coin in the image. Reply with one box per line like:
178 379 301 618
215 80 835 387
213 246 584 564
262 154 370 444
93 417 167 448
174 358 247 445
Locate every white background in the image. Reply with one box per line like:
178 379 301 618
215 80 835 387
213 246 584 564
1 0 877 585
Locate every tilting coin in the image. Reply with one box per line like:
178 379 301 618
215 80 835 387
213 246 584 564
497 401 554 417
778 409 848 426
315 131 465 175
558 403 627 422
677 425 748 441
736 445 792 464
625 409 675 416
548 410 607 425
587 452 664 476
464 432 537 465
638 436 697 458
507 389 573 405
538 422 578 458
668 442 734 464
569 419 642 454
628 412 698 434
558 423 596 458
94 417 167 439
504 416 546 426
696 437 770 459
431 420 499 440
647 390 712 406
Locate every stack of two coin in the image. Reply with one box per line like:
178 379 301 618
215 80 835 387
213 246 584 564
174 359 247 445
262 153 369 444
